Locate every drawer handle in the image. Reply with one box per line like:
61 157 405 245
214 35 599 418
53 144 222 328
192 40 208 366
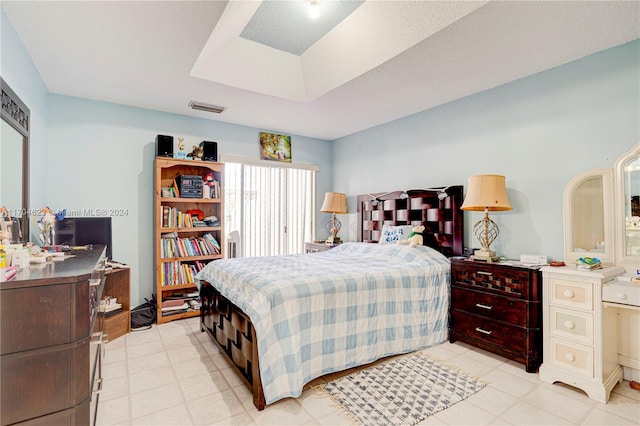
616 293 628 300
564 320 575 330
475 303 493 310
563 290 575 298
477 271 492 276
564 352 576 362
475 327 492 335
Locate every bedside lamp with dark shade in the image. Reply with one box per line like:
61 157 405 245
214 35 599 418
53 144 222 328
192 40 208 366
461 174 512 261
320 192 348 244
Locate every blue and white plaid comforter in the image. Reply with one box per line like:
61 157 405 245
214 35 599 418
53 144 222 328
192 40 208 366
195 242 450 405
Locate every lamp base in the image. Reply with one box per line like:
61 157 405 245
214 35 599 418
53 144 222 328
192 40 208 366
325 236 342 244
470 248 498 262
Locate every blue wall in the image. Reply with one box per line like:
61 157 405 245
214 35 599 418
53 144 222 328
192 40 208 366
333 39 640 261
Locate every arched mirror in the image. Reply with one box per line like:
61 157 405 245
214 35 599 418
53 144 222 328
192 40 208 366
0 77 30 243
615 142 640 270
563 168 614 264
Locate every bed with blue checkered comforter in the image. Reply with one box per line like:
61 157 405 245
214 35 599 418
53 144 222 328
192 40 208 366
195 242 450 406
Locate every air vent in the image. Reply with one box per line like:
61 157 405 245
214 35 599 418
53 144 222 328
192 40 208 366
189 101 225 114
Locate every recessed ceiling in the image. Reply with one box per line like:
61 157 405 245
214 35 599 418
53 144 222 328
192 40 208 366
2 1 639 141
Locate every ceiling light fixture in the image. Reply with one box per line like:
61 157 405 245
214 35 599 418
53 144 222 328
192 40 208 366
189 100 225 114
307 0 321 19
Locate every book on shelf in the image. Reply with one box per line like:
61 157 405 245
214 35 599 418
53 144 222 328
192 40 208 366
161 302 189 312
99 296 122 313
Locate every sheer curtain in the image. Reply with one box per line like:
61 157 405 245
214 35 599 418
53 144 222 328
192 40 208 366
224 162 316 257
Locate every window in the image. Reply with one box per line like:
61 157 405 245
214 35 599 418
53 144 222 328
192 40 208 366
224 160 316 257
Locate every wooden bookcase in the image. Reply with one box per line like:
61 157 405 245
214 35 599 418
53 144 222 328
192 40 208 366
154 158 224 324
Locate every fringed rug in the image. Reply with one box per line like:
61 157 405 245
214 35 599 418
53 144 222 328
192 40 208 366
316 352 486 426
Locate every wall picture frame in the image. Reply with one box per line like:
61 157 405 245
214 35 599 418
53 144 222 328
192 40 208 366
260 132 291 163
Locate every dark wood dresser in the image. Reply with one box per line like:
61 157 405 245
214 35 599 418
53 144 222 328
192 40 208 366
1 247 107 425
449 258 542 373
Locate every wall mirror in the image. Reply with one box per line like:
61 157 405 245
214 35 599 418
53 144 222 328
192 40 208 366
563 168 614 264
615 142 640 269
0 77 30 243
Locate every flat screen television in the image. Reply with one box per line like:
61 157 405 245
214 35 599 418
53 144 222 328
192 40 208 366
53 217 113 260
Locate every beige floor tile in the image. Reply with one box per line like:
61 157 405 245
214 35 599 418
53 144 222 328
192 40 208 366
172 355 219 380
126 327 162 346
296 388 340 420
187 389 246 424
126 338 166 360
129 365 177 395
248 397 313 425
106 335 126 349
130 383 185 419
599 392 640 424
462 346 509 369
100 375 129 403
421 343 460 361
501 401 573 425
444 353 495 377
525 387 594 423
581 406 638 425
127 350 170 374
482 369 537 398
132 404 194 425
315 409 353 425
167 343 209 364
497 360 541 384
431 399 496 425
96 395 131 425
212 412 256 425
161 333 202 350
102 359 128 380
232 383 258 412
179 370 230 401
103 346 127 364
220 366 247 388
466 387 518 416
613 380 640 402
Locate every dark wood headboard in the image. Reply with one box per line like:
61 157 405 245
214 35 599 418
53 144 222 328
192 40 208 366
356 186 464 257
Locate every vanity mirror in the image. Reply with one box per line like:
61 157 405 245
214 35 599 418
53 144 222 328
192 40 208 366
0 77 30 243
563 168 613 264
615 142 640 270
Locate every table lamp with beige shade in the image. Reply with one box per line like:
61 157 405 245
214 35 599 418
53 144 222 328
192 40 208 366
320 192 348 244
461 174 512 261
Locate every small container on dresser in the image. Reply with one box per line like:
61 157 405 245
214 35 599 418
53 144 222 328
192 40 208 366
539 264 625 403
449 258 542 373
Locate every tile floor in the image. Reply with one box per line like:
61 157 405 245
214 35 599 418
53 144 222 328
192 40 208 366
97 318 640 425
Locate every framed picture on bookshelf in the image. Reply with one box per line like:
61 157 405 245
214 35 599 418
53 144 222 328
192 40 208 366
259 132 291 163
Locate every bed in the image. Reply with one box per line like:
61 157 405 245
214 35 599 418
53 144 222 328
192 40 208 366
196 187 464 410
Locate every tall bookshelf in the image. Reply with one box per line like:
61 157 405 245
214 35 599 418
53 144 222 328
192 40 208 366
154 158 224 324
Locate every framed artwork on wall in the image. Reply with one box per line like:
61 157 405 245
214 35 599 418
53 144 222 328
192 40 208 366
260 132 291 163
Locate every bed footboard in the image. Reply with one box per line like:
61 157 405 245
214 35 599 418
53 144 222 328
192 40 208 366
199 282 266 410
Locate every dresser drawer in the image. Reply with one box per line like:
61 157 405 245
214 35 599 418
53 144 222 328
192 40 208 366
548 278 593 311
452 261 532 298
548 338 593 378
452 286 527 327
451 310 525 354
549 306 593 344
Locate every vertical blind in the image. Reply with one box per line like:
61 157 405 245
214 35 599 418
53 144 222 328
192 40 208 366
224 162 316 257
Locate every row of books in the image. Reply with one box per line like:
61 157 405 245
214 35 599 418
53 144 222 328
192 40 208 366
160 206 206 229
160 233 221 258
160 260 208 286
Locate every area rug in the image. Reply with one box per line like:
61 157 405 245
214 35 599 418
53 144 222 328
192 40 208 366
316 352 486 426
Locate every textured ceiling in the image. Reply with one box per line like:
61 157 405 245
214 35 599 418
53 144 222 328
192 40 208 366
2 1 639 141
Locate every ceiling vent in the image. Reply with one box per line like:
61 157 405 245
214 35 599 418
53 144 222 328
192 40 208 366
189 100 225 114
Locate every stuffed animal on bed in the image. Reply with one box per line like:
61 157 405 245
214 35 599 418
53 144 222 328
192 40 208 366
397 225 425 247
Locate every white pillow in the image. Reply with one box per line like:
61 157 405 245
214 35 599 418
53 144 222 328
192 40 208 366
379 225 413 244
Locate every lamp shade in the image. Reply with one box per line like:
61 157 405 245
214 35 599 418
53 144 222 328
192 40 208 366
461 175 512 212
320 192 348 214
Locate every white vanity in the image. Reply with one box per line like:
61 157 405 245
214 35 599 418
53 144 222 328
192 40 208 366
539 143 640 402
